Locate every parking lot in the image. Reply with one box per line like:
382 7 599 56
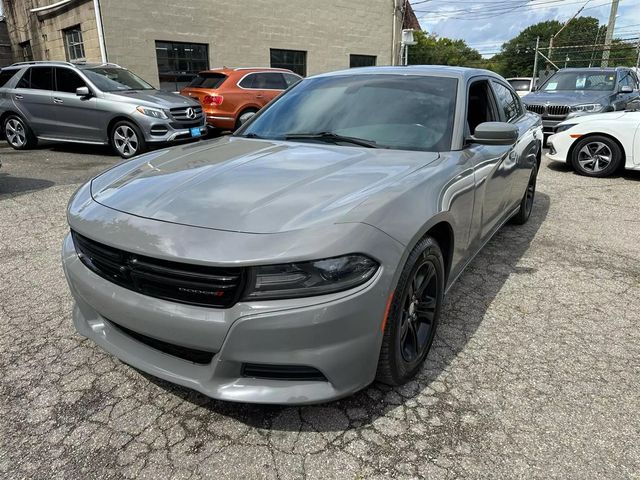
0 140 639 479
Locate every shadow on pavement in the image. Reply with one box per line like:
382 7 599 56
546 157 640 181
142 193 551 430
0 173 55 196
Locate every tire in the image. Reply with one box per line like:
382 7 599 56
376 236 444 385
511 164 537 225
111 120 147 159
235 109 258 130
570 135 622 178
4 114 37 150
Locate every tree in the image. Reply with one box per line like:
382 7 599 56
407 31 483 67
492 17 617 77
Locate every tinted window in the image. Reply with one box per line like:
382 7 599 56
19 67 54 90
541 71 616 91
55 68 87 93
238 73 256 89
270 49 306 77
253 73 286 90
507 79 531 92
240 74 458 152
492 81 520 122
188 72 227 89
631 72 640 89
283 73 301 87
350 55 376 68
0 69 19 88
83 67 154 92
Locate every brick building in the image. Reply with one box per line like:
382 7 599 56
1 0 420 90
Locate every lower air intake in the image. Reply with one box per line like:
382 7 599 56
242 363 328 382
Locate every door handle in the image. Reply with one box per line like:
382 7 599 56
53 97 64 104
255 94 264 99
14 94 23 100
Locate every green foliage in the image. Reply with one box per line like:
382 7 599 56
407 31 483 67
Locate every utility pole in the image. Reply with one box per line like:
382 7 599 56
532 37 540 83
601 0 620 68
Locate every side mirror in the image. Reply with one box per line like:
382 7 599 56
619 85 633 94
76 86 91 97
468 122 518 146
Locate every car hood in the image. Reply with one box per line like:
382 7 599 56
90 137 439 234
106 89 199 108
522 90 611 106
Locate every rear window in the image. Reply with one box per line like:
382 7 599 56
188 72 227 89
0 69 19 88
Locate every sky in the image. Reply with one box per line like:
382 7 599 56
411 0 640 57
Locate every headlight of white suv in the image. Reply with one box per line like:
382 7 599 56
136 106 169 119
570 103 604 113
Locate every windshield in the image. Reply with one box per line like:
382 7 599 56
541 71 616 92
508 79 531 92
83 67 155 92
238 74 458 152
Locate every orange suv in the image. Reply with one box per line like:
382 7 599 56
180 67 302 131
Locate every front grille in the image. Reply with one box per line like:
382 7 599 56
525 104 570 117
71 231 245 308
547 105 570 116
242 364 328 382
109 320 214 364
170 106 204 122
525 104 545 115
169 120 203 129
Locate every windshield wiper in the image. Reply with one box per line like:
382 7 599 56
284 131 379 148
239 132 264 139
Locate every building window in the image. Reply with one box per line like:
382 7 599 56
19 41 33 62
155 41 209 91
350 55 376 68
270 49 306 77
63 26 85 61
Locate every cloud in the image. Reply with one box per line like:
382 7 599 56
412 0 640 57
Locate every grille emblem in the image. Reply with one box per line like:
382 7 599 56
186 107 196 119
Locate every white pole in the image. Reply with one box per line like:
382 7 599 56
601 0 620 68
93 0 107 63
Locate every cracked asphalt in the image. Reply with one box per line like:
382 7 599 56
1 141 639 479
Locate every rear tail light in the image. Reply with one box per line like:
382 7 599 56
203 95 223 106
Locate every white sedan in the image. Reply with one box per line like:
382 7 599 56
547 109 640 177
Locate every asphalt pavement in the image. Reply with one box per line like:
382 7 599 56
0 140 639 479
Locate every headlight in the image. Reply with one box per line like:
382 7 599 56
570 103 604 113
136 106 168 119
244 254 379 300
554 123 576 134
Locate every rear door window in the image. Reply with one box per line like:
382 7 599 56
0 69 19 88
55 67 87 93
188 72 227 89
253 73 287 90
491 81 521 122
27 66 54 90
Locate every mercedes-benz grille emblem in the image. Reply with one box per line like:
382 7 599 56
186 107 196 119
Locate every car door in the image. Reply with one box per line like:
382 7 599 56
12 66 57 136
491 80 539 209
464 78 517 244
52 67 104 142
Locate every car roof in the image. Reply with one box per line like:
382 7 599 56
5 61 124 70
555 67 622 72
507 77 533 80
198 67 296 75
314 65 505 81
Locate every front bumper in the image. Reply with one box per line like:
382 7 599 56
133 112 207 144
62 228 398 404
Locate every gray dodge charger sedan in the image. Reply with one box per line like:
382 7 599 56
62 66 542 404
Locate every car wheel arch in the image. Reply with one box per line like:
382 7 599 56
401 217 455 287
567 132 627 166
107 115 142 143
